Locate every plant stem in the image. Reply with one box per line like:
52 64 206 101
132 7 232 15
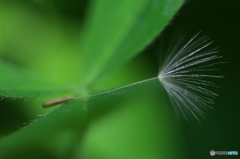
43 77 158 107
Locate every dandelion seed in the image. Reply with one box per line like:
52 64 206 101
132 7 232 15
158 32 224 122
43 32 224 122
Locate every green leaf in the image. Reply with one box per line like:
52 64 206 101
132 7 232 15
0 60 75 98
0 0 183 97
0 97 88 159
0 79 184 159
0 0 185 158
80 0 184 86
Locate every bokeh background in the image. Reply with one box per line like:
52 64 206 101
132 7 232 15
166 1 240 158
0 0 239 159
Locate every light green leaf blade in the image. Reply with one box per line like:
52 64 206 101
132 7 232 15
80 0 184 86
0 60 75 98
0 78 184 159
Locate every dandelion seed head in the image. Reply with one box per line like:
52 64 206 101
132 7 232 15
158 32 223 122
158 74 163 80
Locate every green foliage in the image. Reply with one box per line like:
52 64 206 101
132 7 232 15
0 60 74 97
0 0 184 158
80 0 184 85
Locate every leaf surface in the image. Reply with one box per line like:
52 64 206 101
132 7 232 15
80 0 184 85
0 60 75 98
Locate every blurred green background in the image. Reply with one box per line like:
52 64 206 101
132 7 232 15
0 0 239 159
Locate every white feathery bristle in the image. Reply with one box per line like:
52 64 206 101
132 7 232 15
158 32 224 122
